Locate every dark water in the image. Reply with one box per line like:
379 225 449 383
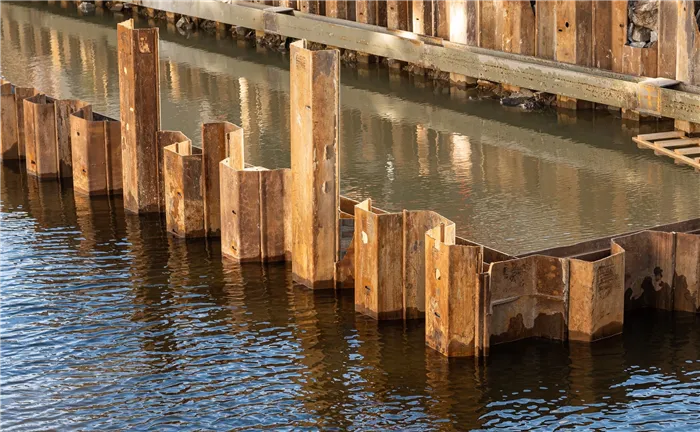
3 161 700 430
3 2 700 255
3 2 700 431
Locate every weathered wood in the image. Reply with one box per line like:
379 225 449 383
162 133 205 238
54 99 89 178
201 121 236 236
433 0 449 39
1 82 20 160
611 0 627 74
622 44 658 78
412 0 432 36
657 0 678 79
325 0 347 20
425 224 483 357
70 106 122 196
568 250 625 342
23 94 59 180
612 231 675 311
478 0 496 49
592 0 612 70
487 255 569 345
676 0 700 85
117 19 161 214
633 133 700 170
354 199 403 320
674 232 700 313
290 40 339 289
402 210 455 319
387 0 409 31
356 0 377 25
496 1 535 55
14 86 39 160
536 0 556 59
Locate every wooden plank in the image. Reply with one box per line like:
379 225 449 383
655 138 700 148
593 0 612 70
637 131 685 141
402 210 455 319
23 94 59 179
434 0 448 39
290 40 339 289
202 121 236 236
163 137 205 238
612 231 675 311
425 224 483 357
674 232 700 313
535 0 555 59
497 1 535 56
387 0 408 31
117 19 161 214
478 0 496 49
569 251 625 342
356 0 376 25
412 0 432 36
610 0 626 73
657 0 678 79
54 99 88 179
1 83 20 160
676 0 700 85
354 200 404 320
325 0 347 20
674 146 700 155
634 137 700 169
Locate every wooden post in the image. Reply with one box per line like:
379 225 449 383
555 0 594 110
54 99 89 179
657 0 678 79
536 1 556 59
201 121 236 236
676 0 700 133
1 82 19 160
70 106 122 196
354 200 404 320
568 251 625 342
23 94 59 180
290 40 339 289
117 19 161 214
425 225 483 357
162 132 205 238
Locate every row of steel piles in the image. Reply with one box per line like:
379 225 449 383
0 79 122 196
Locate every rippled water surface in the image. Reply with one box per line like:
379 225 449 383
3 2 700 430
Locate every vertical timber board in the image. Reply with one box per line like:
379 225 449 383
202 122 235 236
23 95 58 179
568 252 625 342
611 0 627 73
434 0 449 39
412 0 433 36
220 161 262 262
54 99 88 178
356 0 377 25
496 1 535 55
290 41 339 289
673 233 700 313
593 0 613 70
479 0 496 49
449 0 468 44
425 228 482 357
536 0 555 59
117 20 161 214
657 0 677 79
15 87 39 160
259 168 292 261
676 0 700 85
325 1 347 20
556 0 593 67
388 0 409 31
612 231 675 311
466 0 479 46
1 83 19 160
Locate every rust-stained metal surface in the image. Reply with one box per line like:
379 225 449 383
117 19 161 214
201 121 237 237
23 94 58 180
1 81 20 160
54 99 89 179
674 232 700 313
290 40 339 289
425 224 483 357
70 106 122 196
568 250 625 342
14 86 38 161
162 131 204 238
487 255 569 345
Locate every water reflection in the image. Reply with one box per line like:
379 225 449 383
3 2 700 254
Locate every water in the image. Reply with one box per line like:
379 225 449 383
2 2 700 430
4 2 700 255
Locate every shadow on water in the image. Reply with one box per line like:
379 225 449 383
2 160 700 429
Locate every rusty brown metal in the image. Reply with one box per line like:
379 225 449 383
117 19 161 214
1 82 20 160
70 106 122 196
162 131 205 238
201 121 237 237
290 40 339 289
23 94 59 180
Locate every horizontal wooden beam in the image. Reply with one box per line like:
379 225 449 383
132 0 700 123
